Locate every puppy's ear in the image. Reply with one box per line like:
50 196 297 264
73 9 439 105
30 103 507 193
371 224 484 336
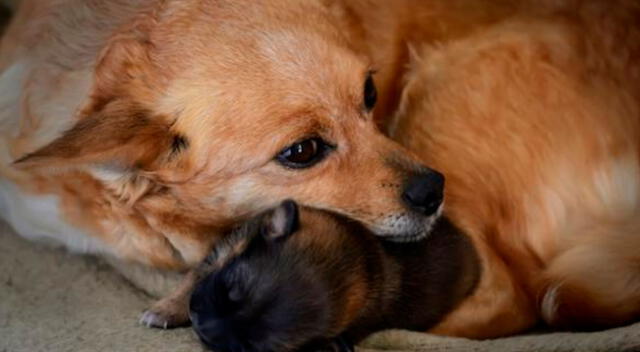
262 200 300 241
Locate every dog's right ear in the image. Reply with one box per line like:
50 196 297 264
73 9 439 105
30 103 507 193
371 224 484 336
262 200 300 241
12 102 174 172
12 11 175 174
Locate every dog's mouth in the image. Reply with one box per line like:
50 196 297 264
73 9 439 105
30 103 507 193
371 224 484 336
383 229 432 243
368 204 443 243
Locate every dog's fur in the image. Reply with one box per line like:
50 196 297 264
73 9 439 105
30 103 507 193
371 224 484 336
389 0 640 337
188 200 479 352
0 0 445 270
2 0 640 339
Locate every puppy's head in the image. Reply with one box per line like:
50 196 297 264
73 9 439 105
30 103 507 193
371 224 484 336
14 0 444 262
190 200 359 352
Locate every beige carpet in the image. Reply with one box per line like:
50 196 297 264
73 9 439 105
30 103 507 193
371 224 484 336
2 220 640 352
0 220 204 352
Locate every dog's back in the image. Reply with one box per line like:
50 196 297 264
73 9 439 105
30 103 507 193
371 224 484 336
391 0 640 335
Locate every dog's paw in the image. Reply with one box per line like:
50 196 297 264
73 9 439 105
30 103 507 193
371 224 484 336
139 299 190 329
540 283 562 326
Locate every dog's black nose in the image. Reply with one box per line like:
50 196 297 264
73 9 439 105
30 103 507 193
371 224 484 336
402 171 445 216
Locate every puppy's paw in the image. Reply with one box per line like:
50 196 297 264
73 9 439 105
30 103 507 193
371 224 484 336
139 298 190 329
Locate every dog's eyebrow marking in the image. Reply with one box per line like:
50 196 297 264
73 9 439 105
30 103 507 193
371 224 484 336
171 135 189 155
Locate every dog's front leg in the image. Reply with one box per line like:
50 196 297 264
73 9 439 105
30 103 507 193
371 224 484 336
138 238 238 329
139 269 200 329
139 226 254 329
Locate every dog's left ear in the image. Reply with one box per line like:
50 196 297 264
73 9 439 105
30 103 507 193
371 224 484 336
262 200 300 241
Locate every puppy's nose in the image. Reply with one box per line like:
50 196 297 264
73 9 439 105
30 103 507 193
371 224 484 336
402 171 445 216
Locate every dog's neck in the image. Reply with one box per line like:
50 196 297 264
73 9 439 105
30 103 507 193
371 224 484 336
338 0 516 124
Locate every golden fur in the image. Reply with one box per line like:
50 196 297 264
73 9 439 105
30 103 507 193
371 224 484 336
391 0 640 337
1 0 639 339
1 0 442 269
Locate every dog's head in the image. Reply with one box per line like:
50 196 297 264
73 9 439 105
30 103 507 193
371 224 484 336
14 0 444 262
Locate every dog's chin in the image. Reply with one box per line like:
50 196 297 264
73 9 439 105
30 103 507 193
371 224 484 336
383 229 431 243
371 205 443 243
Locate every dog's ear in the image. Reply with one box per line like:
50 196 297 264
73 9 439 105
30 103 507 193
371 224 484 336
12 15 186 204
12 102 174 171
262 200 300 241
13 12 175 173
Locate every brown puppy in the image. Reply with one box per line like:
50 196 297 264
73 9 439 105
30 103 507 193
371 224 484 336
187 200 479 352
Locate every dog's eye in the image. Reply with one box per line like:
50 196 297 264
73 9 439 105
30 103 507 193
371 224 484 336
276 138 331 169
363 73 377 111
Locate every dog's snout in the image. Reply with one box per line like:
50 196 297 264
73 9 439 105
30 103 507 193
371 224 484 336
402 171 445 216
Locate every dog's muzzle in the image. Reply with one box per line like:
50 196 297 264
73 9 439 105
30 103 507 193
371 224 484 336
369 202 444 243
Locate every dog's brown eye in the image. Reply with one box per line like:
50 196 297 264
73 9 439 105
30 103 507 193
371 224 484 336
363 73 377 111
276 138 332 169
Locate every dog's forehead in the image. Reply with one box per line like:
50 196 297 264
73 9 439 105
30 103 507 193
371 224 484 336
148 0 376 174
157 29 370 151
152 0 369 113
255 29 367 84
166 31 366 105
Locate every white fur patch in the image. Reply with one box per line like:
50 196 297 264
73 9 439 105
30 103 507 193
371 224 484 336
370 203 444 243
519 154 640 271
0 178 111 255
592 155 640 217
0 62 27 135
541 283 561 324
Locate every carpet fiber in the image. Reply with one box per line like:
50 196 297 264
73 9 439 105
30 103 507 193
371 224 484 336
1 220 640 352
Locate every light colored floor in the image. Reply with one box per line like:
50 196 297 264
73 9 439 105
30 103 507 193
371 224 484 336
2 219 640 352
0 220 204 352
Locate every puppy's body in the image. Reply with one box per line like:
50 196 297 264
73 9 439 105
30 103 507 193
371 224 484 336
189 202 479 352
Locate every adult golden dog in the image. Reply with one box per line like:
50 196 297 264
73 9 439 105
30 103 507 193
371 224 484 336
0 0 445 266
1 0 639 340
0 0 453 331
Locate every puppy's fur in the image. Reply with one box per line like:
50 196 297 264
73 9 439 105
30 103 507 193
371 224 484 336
188 201 479 352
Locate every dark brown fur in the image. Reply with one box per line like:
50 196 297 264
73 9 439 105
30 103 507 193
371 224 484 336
188 201 479 351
